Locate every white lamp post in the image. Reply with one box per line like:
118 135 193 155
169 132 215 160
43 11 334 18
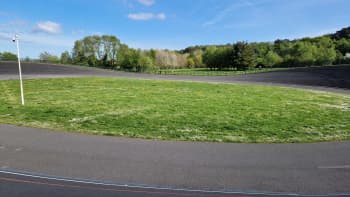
12 34 25 106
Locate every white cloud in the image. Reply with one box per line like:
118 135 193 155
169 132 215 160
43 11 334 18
156 13 166 20
128 13 166 21
33 21 62 34
138 0 155 6
128 13 153 20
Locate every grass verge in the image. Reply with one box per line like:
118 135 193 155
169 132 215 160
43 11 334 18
0 77 349 143
147 67 289 76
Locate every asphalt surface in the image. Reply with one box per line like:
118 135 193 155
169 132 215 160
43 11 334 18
0 61 349 94
1 124 350 196
1 62 350 196
2 171 347 197
1 170 248 197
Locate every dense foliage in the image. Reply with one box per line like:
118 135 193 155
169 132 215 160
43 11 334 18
67 27 350 71
2 27 350 71
183 27 350 70
0 52 17 61
39 51 60 63
68 35 190 71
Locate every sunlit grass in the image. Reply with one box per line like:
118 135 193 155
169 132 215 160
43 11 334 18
0 77 349 143
148 67 288 76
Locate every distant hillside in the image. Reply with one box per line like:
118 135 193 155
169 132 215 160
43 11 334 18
180 26 350 53
332 27 350 40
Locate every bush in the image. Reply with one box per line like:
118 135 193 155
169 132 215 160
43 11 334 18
0 52 17 61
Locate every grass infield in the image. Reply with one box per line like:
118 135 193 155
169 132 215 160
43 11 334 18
0 77 349 143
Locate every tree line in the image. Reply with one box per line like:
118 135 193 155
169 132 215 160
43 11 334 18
65 35 188 71
184 29 350 70
0 52 17 61
1 27 350 71
61 26 350 71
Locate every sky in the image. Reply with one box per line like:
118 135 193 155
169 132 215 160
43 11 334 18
1 0 350 58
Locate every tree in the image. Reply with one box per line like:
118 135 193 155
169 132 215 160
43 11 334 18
72 35 121 68
203 46 234 70
233 42 255 70
187 49 203 68
100 35 121 68
187 57 195 68
137 54 153 72
60 51 72 64
116 48 155 72
335 38 350 55
39 51 60 63
314 37 336 65
263 51 283 67
291 41 317 66
252 42 271 55
87 55 98 66
274 39 293 57
119 48 139 71
335 50 345 64
24 56 31 62
203 46 217 70
148 49 157 60
0 52 17 61
216 46 233 70
116 44 129 69
72 40 87 65
155 50 187 69
251 42 274 67
332 27 350 40
67 27 350 71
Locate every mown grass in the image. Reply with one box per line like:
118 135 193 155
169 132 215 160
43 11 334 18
148 67 288 76
0 77 349 143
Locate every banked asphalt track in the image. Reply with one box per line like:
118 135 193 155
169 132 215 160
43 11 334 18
0 62 350 197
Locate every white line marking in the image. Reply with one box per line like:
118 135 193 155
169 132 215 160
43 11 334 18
0 169 349 196
318 165 350 169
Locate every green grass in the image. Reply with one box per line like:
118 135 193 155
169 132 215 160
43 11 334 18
0 77 349 143
148 67 289 76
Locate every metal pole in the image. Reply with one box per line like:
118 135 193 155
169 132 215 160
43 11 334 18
15 35 25 106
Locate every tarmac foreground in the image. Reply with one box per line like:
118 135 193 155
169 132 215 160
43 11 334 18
3 169 324 197
1 124 350 196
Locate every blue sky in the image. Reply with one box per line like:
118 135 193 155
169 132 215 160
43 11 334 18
1 0 350 58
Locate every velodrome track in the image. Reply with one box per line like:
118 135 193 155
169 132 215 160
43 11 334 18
1 61 350 94
1 62 350 196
